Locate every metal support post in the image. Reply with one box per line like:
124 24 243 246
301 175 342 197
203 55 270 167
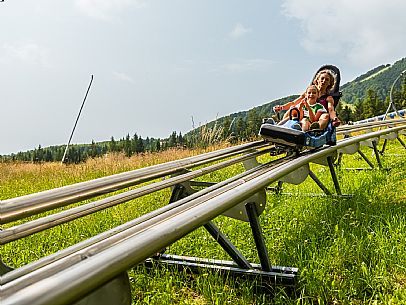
309 170 332 195
357 149 375 169
245 202 271 272
336 134 350 166
383 69 405 120
275 181 283 194
397 136 406 149
336 152 343 167
327 156 342 196
380 139 388 155
372 140 383 169
204 221 252 269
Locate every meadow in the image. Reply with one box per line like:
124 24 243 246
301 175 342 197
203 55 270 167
1 140 406 304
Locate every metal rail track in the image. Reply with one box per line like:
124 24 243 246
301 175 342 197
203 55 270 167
1 121 406 305
1 141 268 224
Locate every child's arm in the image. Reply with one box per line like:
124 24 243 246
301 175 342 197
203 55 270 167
303 100 317 122
314 109 324 121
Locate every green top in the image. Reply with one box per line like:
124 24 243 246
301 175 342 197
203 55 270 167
303 103 327 120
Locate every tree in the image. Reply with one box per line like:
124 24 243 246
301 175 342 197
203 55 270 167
109 136 117 152
246 108 261 138
339 105 353 123
234 117 247 140
168 131 177 147
89 140 98 158
221 116 232 140
353 98 364 121
363 89 380 118
399 76 406 108
124 134 133 157
135 135 145 153
177 132 184 146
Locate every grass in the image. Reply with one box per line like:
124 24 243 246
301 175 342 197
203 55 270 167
1 139 406 304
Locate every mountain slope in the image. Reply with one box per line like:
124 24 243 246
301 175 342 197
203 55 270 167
341 57 406 103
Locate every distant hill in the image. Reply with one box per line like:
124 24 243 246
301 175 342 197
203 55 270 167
341 57 406 103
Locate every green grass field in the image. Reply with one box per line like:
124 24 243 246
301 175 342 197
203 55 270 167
2 140 406 304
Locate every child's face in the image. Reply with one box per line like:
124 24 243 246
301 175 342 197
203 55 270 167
306 87 318 101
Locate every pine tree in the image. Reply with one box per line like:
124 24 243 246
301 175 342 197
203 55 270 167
234 117 247 140
168 131 177 147
124 134 132 157
136 135 145 153
109 136 117 152
246 108 261 138
222 116 232 140
353 98 364 121
340 105 353 123
177 132 183 146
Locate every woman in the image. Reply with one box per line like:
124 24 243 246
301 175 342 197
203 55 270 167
274 69 341 129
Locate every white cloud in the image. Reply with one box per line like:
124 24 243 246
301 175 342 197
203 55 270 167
229 23 252 39
113 71 136 84
281 0 406 67
219 58 275 73
0 42 50 67
74 0 146 21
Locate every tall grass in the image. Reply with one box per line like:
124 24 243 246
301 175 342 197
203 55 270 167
187 120 232 148
1 140 406 304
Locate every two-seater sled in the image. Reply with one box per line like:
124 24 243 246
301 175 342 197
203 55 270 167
259 65 342 151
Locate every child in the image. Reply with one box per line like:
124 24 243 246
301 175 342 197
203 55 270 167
297 85 327 131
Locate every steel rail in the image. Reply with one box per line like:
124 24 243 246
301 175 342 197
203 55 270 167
4 120 404 225
0 146 275 244
1 156 293 285
1 141 267 224
337 118 406 134
2 157 294 292
2 125 405 305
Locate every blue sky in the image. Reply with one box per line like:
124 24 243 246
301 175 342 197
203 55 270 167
1 0 406 155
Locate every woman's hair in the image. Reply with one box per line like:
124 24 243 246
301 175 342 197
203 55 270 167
314 69 336 94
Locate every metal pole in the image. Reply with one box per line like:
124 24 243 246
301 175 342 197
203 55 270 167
397 136 406 149
61 75 94 164
372 140 383 169
357 149 375 169
383 70 406 120
327 156 341 196
245 202 272 272
380 139 388 155
204 221 252 269
309 170 332 195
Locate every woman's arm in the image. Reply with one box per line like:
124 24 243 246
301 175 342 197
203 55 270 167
326 96 341 125
274 92 305 112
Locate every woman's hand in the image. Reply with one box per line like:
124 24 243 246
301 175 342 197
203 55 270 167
332 116 341 127
273 105 283 112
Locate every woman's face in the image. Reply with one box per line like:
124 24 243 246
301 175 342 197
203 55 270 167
317 73 331 90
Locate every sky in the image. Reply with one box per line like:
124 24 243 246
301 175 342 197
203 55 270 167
1 0 406 155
